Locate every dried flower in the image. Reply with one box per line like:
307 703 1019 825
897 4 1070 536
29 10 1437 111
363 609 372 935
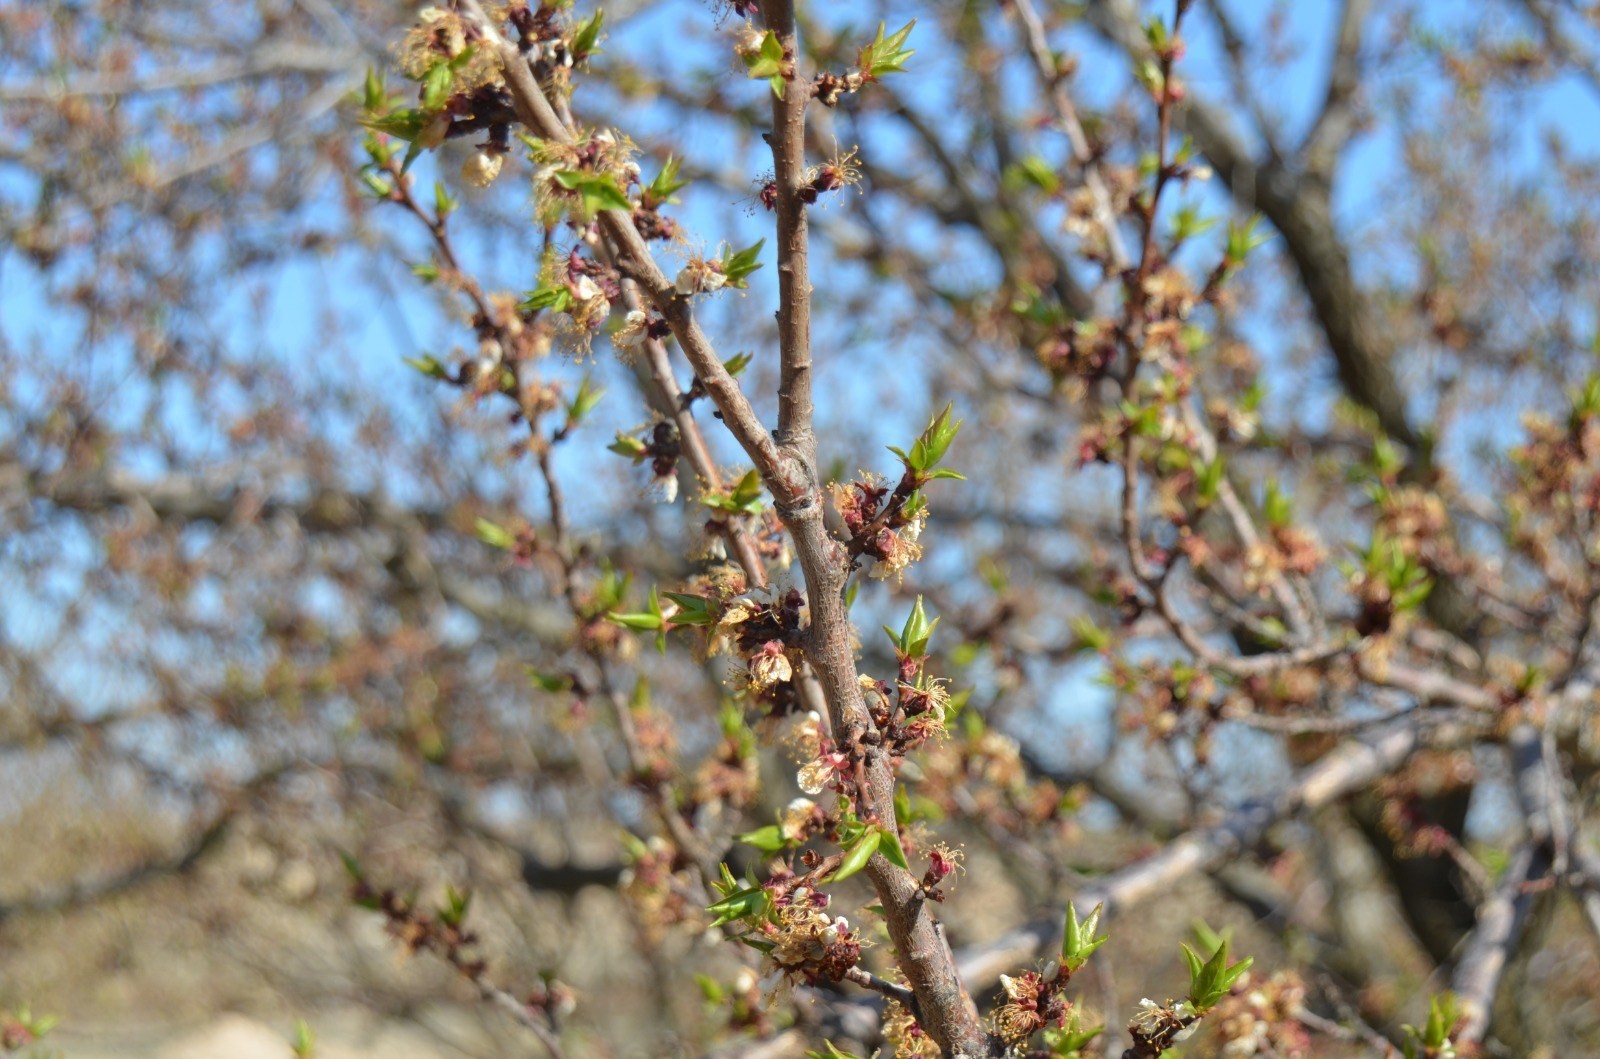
675 258 727 295
748 640 793 690
612 309 650 357
462 148 505 188
779 797 818 842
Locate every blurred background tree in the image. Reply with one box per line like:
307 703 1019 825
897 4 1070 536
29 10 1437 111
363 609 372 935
2 1 1599 1056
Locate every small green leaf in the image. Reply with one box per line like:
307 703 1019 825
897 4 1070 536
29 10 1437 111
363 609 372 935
434 181 459 218
892 596 939 658
362 67 386 111
360 108 431 142
403 354 449 379
608 586 667 632
422 60 454 111
339 851 366 883
1262 479 1292 529
1195 456 1225 506
526 666 571 693
805 1043 866 1059
475 518 516 550
1184 938 1253 1011
1006 155 1061 195
644 155 689 206
721 239 766 288
439 883 472 927
1170 202 1216 242
662 592 717 626
859 19 916 78
743 30 787 82
607 432 648 459
1041 1013 1103 1057
522 283 576 314
899 403 963 473
831 828 881 881
1061 901 1107 971
735 824 788 854
553 169 633 214
1225 214 1272 263
877 826 910 870
572 9 605 60
567 375 606 423
706 885 771 926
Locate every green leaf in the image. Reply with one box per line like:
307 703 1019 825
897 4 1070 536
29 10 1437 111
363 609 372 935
567 375 606 423
434 181 459 218
1061 901 1107 971
644 154 688 206
899 403 963 473
608 585 666 632
607 432 648 459
439 883 472 927
831 828 881 882
706 885 771 927
877 825 910 870
662 592 717 626
553 169 633 214
735 824 788 854
721 239 766 288
1171 202 1216 242
695 973 724 1003
1042 1014 1103 1057
360 108 431 142
703 468 765 515
339 850 366 883
475 518 516 550
1225 214 1272 262
1262 479 1292 529
1006 155 1061 195
805 1044 866 1059
422 60 454 111
891 596 939 658
403 354 449 379
1195 456 1225 506
859 19 916 78
1184 938 1253 1011
362 67 386 111
522 283 576 314
743 30 787 82
571 9 605 60
525 666 571 693
723 351 753 376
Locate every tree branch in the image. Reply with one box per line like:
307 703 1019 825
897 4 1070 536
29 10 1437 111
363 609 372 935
760 0 816 454
1301 0 1373 178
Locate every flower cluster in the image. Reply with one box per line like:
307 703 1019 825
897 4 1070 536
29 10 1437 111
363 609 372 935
754 885 863 999
396 7 504 93
992 966 1073 1045
882 997 940 1058
1129 998 1202 1053
830 476 926 581
620 836 697 942
1208 971 1312 1057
